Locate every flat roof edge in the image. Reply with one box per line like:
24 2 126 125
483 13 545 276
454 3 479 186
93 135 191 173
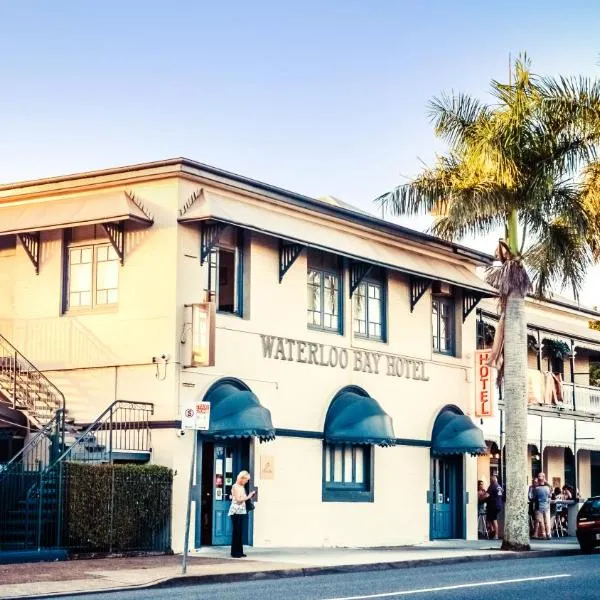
1 157 494 265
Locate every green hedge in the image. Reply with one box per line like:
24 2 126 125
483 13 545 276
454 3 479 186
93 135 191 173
64 463 172 552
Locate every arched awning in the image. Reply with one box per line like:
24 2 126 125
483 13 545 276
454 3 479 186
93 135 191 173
203 379 275 441
324 387 395 447
432 407 487 457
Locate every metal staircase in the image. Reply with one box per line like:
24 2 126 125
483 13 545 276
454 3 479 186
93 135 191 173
0 334 64 428
0 333 154 552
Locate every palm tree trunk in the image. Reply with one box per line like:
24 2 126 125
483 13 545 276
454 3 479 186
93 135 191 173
501 292 531 551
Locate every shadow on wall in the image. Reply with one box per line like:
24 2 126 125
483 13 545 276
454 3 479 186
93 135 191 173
0 317 121 370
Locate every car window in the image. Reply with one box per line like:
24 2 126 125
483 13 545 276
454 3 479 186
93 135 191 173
580 499 600 516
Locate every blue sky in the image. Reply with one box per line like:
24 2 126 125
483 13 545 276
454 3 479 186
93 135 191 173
2 1 600 303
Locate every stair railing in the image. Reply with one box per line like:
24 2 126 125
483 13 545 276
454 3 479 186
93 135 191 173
25 400 154 549
0 410 64 548
0 333 65 424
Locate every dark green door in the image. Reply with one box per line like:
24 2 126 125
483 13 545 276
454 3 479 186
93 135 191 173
212 443 238 545
197 439 251 546
431 456 463 539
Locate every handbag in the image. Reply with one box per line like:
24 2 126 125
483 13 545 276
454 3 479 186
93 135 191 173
245 498 255 512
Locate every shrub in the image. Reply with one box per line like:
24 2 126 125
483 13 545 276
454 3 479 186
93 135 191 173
64 463 172 552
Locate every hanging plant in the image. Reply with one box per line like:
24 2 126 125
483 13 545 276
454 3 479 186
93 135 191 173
542 339 571 360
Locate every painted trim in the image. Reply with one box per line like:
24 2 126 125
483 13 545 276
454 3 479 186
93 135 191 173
1 157 493 265
274 427 431 447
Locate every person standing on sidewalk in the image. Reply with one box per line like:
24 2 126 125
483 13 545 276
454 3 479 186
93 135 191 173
485 475 503 540
228 470 256 558
532 472 552 540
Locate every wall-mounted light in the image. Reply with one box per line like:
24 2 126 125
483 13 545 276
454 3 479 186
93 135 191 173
533 454 540 461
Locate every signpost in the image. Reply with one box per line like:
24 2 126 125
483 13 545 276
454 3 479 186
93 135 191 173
181 401 211 574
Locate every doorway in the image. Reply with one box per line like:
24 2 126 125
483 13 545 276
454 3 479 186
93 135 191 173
196 438 251 547
430 455 463 539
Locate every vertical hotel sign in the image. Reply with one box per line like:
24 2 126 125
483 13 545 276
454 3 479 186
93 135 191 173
191 302 216 367
475 349 495 417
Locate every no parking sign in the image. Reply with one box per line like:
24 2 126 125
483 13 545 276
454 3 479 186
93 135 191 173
181 401 211 430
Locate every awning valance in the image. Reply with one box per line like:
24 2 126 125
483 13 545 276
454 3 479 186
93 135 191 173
179 191 496 297
203 379 275 441
542 416 574 450
0 191 153 236
432 408 487 456
324 388 395 446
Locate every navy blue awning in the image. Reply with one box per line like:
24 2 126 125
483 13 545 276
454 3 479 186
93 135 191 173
203 379 275 441
432 408 487 456
324 388 395 447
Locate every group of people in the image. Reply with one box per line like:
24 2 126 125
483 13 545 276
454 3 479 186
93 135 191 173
477 475 504 539
528 472 578 539
478 472 579 541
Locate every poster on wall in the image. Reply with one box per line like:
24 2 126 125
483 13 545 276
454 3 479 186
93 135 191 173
474 349 495 417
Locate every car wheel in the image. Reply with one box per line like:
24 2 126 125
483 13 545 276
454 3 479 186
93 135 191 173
579 540 595 554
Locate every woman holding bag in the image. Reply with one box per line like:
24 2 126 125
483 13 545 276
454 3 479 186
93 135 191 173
228 470 256 558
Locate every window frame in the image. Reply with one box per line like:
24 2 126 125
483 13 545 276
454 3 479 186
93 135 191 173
352 271 387 342
207 228 244 317
306 252 343 335
63 235 120 314
432 295 456 356
322 442 374 502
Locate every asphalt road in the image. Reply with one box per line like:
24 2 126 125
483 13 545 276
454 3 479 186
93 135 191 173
63 554 599 600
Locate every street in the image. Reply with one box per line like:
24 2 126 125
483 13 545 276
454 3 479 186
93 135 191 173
63 554 597 600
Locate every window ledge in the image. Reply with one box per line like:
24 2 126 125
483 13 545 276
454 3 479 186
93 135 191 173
307 324 343 336
63 306 119 317
322 489 374 503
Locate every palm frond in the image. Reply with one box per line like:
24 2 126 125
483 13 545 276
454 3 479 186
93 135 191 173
525 220 591 298
427 92 490 147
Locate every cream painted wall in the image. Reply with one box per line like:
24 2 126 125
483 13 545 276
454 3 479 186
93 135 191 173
0 179 182 422
543 447 565 487
579 451 591 498
1 173 489 551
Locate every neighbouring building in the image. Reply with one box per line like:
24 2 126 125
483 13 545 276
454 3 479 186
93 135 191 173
477 296 600 500
1 158 504 554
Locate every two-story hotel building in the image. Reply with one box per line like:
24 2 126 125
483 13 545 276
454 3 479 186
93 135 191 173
0 158 499 552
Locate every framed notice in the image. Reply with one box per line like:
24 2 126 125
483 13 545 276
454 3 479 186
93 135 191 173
191 302 216 367
474 349 495 417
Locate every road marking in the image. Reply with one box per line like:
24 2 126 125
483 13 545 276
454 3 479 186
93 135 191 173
319 574 571 600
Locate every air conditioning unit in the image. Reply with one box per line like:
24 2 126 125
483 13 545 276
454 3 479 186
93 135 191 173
432 281 452 296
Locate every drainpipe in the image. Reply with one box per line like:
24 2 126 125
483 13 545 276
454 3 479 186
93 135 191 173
570 340 576 411
540 416 544 474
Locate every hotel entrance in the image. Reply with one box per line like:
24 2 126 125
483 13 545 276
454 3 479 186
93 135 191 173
197 439 251 546
429 406 487 540
193 377 275 547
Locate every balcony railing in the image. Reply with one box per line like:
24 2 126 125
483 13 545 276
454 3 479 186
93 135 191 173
561 382 600 415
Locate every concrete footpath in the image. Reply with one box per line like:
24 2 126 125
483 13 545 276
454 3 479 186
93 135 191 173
0 538 581 599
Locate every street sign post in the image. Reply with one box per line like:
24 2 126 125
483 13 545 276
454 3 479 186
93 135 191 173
182 400 211 574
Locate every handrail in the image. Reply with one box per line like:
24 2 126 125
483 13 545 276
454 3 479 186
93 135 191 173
48 400 154 468
24 400 154 549
0 410 64 475
0 333 65 419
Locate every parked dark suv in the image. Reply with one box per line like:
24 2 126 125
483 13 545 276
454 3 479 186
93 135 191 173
576 496 600 553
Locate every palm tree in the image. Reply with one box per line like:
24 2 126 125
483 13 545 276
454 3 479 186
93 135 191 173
376 55 600 551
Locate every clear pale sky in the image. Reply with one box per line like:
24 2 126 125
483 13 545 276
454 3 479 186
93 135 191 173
2 1 600 304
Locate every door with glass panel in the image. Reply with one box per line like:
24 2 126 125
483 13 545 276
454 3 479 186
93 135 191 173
430 456 462 539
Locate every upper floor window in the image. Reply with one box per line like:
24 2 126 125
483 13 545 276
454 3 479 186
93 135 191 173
207 227 243 316
353 268 386 341
307 249 342 333
322 443 373 502
65 226 119 311
432 290 455 355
